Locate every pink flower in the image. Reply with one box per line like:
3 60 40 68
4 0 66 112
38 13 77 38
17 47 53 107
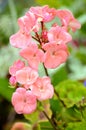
9 60 25 76
42 42 69 69
20 43 44 70
18 12 40 33
30 76 54 101
10 31 31 48
12 88 37 114
16 66 38 85
30 5 57 22
10 13 40 48
18 14 35 34
25 11 40 32
56 9 81 32
9 76 17 86
48 26 72 44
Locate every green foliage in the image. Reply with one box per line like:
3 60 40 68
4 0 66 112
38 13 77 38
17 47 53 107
0 15 14 38
0 78 14 101
24 110 39 124
61 106 82 122
66 122 86 130
75 47 86 64
49 64 68 86
50 99 62 114
36 0 60 8
39 120 53 130
0 45 19 78
68 47 86 80
55 80 86 108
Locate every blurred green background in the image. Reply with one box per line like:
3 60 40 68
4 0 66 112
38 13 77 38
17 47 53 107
0 0 86 130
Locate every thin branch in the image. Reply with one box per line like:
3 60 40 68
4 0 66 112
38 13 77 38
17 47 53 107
54 89 66 107
43 63 49 76
42 110 58 130
32 36 39 42
35 32 42 44
41 21 44 31
43 64 66 107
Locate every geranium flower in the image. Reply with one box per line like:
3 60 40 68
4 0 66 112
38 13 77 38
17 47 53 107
20 43 44 70
16 66 38 85
56 9 81 32
48 25 72 44
43 42 69 68
30 5 57 22
10 31 31 48
12 88 37 114
9 60 25 76
30 76 54 101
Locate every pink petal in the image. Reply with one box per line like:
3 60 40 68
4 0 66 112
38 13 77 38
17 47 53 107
16 67 38 85
10 31 31 48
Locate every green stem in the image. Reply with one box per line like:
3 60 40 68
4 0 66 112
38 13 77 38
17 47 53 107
35 32 42 44
43 65 66 107
8 0 18 33
54 89 66 107
42 110 58 130
42 65 60 129
43 63 49 76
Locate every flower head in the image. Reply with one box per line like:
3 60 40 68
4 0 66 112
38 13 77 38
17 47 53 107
9 60 25 76
12 88 37 114
20 43 44 70
10 31 31 48
16 66 38 85
43 42 69 68
30 76 54 101
30 5 57 22
48 26 72 44
57 9 81 32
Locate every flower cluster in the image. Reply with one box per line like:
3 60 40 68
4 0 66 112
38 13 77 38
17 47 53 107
9 5 81 114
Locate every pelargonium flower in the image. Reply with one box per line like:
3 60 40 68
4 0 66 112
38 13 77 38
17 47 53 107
20 43 44 70
10 12 41 48
30 76 54 101
29 5 57 22
9 5 81 115
48 26 72 44
9 60 25 76
16 66 38 85
18 12 40 33
12 88 37 114
10 30 31 48
18 13 35 34
42 42 69 69
56 9 81 32
9 76 17 86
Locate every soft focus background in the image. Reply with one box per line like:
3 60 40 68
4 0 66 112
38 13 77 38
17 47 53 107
0 0 86 130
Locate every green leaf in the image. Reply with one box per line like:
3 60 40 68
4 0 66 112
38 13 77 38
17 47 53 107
68 55 86 80
55 80 86 108
39 120 53 130
50 99 62 114
49 64 68 86
61 106 82 122
36 0 60 8
75 47 86 64
24 123 32 130
66 122 86 130
24 110 39 124
0 78 14 101
32 123 41 130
